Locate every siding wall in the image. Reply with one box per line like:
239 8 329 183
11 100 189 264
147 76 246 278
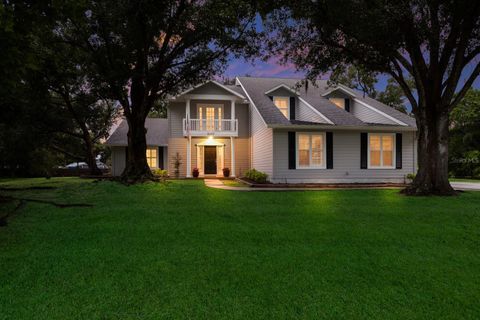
110 146 167 176
250 106 273 177
111 146 126 176
168 102 185 138
272 129 416 183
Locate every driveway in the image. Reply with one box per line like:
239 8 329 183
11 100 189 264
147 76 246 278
451 182 480 191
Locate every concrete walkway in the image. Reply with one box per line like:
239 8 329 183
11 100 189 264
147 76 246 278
205 179 480 192
451 182 480 191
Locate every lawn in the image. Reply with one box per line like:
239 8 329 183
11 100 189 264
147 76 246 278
1 178 479 319
450 178 480 183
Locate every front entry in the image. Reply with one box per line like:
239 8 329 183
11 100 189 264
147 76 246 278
204 146 217 174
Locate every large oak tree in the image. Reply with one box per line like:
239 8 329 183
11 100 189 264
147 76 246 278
264 0 480 195
56 0 260 182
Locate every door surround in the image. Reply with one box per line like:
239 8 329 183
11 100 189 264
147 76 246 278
195 140 225 176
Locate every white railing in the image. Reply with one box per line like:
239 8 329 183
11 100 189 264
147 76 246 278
183 118 238 136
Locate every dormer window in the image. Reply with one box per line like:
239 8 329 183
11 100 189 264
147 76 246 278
329 98 350 112
330 98 345 109
273 96 289 118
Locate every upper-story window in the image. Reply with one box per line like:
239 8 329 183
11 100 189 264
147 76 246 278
198 104 223 131
273 97 289 118
329 98 345 109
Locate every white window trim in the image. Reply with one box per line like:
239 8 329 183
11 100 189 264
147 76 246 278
146 146 159 168
273 96 290 119
296 132 327 169
367 133 396 169
197 103 224 119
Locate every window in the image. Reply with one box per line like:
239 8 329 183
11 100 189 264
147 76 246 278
273 97 289 118
297 133 325 168
329 98 345 109
198 104 223 131
368 134 394 168
146 147 158 168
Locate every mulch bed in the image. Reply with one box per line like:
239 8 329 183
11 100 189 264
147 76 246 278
237 177 407 189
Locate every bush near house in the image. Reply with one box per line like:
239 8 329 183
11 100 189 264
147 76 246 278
152 168 168 179
244 168 268 183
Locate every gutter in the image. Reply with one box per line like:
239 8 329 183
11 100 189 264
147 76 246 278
267 124 417 132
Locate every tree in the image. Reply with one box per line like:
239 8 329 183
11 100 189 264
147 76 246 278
377 78 408 114
264 0 480 195
449 89 480 178
33 38 118 175
328 65 378 98
55 0 260 182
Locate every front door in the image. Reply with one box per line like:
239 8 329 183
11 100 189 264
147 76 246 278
204 146 217 174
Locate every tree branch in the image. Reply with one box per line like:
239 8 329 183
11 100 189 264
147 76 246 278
449 62 480 109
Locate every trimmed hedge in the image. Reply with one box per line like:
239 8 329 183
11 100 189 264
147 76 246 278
244 168 268 183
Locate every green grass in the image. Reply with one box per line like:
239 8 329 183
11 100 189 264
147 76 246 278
1 178 480 319
221 179 248 187
450 178 480 183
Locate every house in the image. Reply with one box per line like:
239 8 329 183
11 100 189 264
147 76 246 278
106 76 417 183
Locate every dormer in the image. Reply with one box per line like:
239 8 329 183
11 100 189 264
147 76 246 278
322 85 356 112
265 84 300 120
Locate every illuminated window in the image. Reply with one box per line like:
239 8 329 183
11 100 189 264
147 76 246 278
369 134 394 168
198 105 222 131
329 98 345 109
206 107 215 131
297 133 325 168
273 97 289 118
146 147 158 168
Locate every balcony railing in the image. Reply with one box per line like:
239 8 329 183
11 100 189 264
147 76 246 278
183 118 238 136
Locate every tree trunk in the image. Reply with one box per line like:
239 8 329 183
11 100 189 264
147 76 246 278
84 132 101 176
121 112 153 183
404 106 456 195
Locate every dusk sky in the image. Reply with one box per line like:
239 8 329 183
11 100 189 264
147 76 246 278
225 56 480 92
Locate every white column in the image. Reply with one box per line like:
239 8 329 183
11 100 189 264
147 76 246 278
186 99 191 120
230 136 236 177
186 136 192 177
230 100 235 131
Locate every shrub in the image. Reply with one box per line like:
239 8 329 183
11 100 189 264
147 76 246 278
152 168 168 179
222 167 230 177
406 173 416 182
244 168 268 183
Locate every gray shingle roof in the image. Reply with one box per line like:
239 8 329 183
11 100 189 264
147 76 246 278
106 118 169 146
236 77 416 128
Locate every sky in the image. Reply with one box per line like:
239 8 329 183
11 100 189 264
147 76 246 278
224 56 480 93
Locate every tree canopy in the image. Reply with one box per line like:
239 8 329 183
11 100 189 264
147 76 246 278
264 0 480 195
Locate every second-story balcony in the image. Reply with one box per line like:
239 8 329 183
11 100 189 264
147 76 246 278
183 118 238 137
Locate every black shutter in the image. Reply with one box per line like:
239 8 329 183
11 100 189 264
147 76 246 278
345 99 350 112
158 146 164 169
326 132 333 169
268 96 273 101
289 97 296 120
288 132 296 169
396 133 402 169
360 133 368 169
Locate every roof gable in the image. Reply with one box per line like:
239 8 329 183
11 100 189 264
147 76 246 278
173 80 245 100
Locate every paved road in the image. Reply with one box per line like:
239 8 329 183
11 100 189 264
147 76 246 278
451 182 480 191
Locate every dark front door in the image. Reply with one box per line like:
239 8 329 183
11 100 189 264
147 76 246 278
204 146 217 174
